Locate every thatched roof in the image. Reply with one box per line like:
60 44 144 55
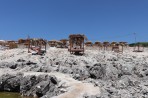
103 42 110 44
111 42 118 44
69 34 84 38
94 41 102 45
94 41 101 43
60 39 68 41
48 40 57 42
85 41 93 44
119 42 128 46
119 42 128 44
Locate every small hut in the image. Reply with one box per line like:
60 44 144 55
48 40 57 47
119 42 129 52
68 34 85 54
85 41 93 47
120 42 128 48
93 41 101 46
110 42 120 52
18 39 30 48
6 41 18 49
133 42 144 52
110 42 117 46
18 39 26 44
56 41 63 48
103 41 110 50
60 39 69 48
28 38 47 55
93 41 103 50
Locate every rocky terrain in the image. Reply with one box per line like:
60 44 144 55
0 47 148 98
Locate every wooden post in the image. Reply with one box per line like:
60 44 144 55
45 41 46 53
83 37 84 54
122 45 123 53
28 37 30 53
138 44 140 51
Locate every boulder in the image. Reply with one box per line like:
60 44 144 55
88 63 106 79
0 73 22 92
20 75 59 97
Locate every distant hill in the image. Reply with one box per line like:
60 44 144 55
129 42 148 47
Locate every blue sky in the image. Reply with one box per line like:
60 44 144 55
0 0 148 43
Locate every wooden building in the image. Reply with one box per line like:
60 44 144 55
68 34 85 54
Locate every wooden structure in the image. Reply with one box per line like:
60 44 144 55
103 42 110 50
28 38 47 55
133 43 144 52
110 42 120 52
18 39 26 44
119 42 128 51
85 41 93 47
48 40 57 47
93 41 102 46
60 39 69 48
120 42 128 48
93 41 103 50
110 42 129 53
18 39 30 48
56 41 63 48
6 41 18 49
68 34 85 54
